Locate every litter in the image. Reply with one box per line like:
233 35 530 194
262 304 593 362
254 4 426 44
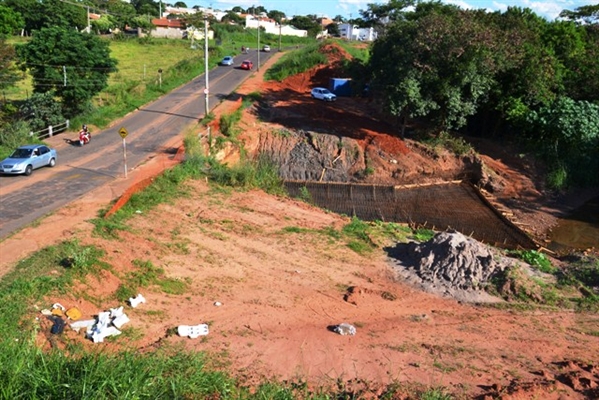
112 314 130 329
66 307 82 320
52 303 66 311
178 324 209 339
129 294 146 308
69 319 96 333
50 317 66 335
214 301 222 307
333 322 356 336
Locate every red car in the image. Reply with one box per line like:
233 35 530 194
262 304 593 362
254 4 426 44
240 60 253 70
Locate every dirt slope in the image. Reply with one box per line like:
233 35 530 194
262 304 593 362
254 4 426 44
3 44 599 399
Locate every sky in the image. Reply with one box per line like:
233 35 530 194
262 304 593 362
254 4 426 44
182 0 596 21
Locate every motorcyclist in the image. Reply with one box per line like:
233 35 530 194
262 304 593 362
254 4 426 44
79 124 90 144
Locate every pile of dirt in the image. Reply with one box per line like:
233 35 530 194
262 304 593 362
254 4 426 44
388 231 514 303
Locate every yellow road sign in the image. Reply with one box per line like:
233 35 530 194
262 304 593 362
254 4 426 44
119 127 128 139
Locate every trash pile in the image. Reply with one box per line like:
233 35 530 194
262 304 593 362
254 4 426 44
390 231 514 302
40 294 146 343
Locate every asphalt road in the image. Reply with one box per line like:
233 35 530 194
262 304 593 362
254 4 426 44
0 50 274 239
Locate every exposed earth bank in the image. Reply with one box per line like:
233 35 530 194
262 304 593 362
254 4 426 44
2 43 598 399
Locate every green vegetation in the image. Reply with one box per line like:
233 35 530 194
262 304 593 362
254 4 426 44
489 253 599 311
264 42 327 82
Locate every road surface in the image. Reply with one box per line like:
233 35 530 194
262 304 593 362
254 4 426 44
0 50 274 239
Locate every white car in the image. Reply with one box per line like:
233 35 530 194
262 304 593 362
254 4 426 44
262 45 271 52
311 87 337 102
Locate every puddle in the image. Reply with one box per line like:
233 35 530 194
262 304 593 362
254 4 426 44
548 196 599 252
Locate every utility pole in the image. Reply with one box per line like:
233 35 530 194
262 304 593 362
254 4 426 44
257 24 260 71
87 6 90 33
204 16 209 116
278 23 282 52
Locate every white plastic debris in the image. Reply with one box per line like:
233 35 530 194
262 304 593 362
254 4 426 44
110 306 124 318
213 301 222 307
69 319 96 333
40 309 53 316
178 324 209 339
128 294 146 308
52 303 66 311
333 323 356 336
112 314 130 329
86 311 123 343
89 326 122 343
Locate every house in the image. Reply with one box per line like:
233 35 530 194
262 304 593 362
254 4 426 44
338 23 377 41
245 15 307 37
151 18 185 39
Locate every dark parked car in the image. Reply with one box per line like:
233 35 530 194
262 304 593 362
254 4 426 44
0 144 57 176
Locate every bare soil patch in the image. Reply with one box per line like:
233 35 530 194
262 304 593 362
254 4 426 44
3 44 599 398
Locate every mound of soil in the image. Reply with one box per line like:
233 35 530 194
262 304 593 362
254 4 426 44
388 231 512 303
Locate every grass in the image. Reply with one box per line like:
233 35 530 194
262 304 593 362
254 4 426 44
264 41 327 82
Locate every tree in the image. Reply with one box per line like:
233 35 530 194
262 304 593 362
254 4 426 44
289 16 321 37
18 92 64 132
173 1 187 8
559 4 599 24
180 11 205 29
231 6 244 13
360 0 414 30
326 23 340 37
97 0 137 31
0 38 22 92
0 4 24 37
4 0 87 32
368 6 500 134
333 15 345 23
267 10 286 23
17 27 118 115
524 97 599 188
221 11 243 24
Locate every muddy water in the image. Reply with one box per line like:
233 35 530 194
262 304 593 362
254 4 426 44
548 196 599 252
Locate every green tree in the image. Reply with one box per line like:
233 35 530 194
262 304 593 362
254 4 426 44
326 23 340 36
98 0 137 31
369 5 500 134
19 92 65 131
289 16 321 37
333 15 345 23
173 1 187 7
91 14 117 34
525 97 599 188
221 11 243 24
4 0 87 32
267 10 285 23
0 4 24 37
17 27 117 115
0 38 22 92
559 4 599 24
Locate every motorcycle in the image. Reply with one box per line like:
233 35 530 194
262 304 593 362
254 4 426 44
79 129 91 146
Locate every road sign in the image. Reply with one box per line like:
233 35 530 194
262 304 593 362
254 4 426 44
119 127 128 139
203 88 209 95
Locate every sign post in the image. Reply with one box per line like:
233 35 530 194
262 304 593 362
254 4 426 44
119 127 129 178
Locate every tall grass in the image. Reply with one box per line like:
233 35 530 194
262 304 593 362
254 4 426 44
264 42 327 82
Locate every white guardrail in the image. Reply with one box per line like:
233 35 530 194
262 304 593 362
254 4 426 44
30 120 70 139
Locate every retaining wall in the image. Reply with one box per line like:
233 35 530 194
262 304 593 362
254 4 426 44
284 180 538 250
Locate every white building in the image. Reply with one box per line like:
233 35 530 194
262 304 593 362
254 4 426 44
245 15 307 37
338 24 377 41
